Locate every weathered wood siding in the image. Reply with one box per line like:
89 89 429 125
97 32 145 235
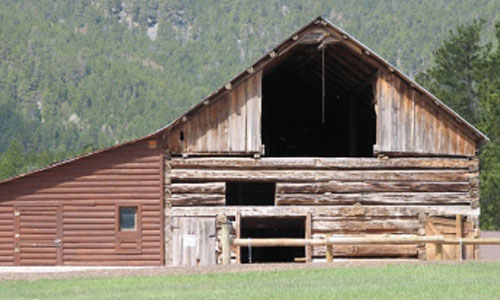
170 216 217 266
165 157 479 261
0 139 163 266
375 72 476 156
165 71 262 154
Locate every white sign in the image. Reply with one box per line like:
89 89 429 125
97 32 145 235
183 234 197 248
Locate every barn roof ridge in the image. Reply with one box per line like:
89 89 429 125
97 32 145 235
0 16 488 185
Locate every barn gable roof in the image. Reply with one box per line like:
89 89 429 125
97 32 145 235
163 16 488 145
0 16 488 185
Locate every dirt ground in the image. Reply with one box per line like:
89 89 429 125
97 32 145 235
480 231 500 261
0 260 422 281
1 231 498 282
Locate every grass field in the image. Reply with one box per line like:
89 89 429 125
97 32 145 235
1 263 500 299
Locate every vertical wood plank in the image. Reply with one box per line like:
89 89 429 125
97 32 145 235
218 94 230 152
433 108 442 154
172 217 180 265
423 102 432 153
398 78 407 151
450 123 459 155
246 76 255 152
198 106 208 152
234 83 246 151
374 75 383 151
410 88 416 152
228 90 238 152
382 74 392 151
414 93 423 153
209 217 217 265
391 74 400 152
252 71 262 153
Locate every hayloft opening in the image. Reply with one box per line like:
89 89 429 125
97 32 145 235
262 41 377 157
225 182 275 206
240 216 305 263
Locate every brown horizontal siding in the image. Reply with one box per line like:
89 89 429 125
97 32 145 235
0 139 162 266
0 206 13 265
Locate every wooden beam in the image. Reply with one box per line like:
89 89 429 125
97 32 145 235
168 205 480 218
169 157 473 170
169 169 471 183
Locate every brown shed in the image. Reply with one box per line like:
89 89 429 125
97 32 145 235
0 17 488 266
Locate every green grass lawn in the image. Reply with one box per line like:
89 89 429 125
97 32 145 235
1 263 500 300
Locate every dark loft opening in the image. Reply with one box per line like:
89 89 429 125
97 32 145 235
226 182 275 206
240 217 305 263
262 42 377 157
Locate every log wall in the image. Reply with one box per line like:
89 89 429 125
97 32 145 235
375 72 477 156
0 139 163 266
165 157 479 261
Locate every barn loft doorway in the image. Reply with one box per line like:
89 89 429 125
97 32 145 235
240 216 305 263
262 41 377 157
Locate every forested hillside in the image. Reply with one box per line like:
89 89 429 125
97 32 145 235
0 1 499 226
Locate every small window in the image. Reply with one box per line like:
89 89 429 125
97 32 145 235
119 207 137 231
226 182 276 206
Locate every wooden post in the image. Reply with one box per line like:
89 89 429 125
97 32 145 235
305 212 312 263
235 210 241 264
435 243 443 260
221 216 231 265
325 233 333 263
456 214 462 260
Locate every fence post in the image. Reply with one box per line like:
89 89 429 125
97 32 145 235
221 216 231 265
435 242 443 260
456 214 463 260
325 233 333 263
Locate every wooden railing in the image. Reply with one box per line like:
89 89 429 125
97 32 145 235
220 226 500 265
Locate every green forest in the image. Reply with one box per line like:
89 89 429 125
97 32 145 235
0 1 499 227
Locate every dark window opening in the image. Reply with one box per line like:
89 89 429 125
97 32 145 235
119 207 137 231
262 44 377 157
226 182 275 206
240 217 305 263
179 130 185 141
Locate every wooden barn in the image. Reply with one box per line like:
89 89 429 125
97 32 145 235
0 17 488 266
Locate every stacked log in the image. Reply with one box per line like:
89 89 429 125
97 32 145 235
164 157 479 260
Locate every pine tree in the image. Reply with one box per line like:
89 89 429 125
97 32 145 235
417 20 500 229
476 22 500 229
416 19 488 124
0 139 27 179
